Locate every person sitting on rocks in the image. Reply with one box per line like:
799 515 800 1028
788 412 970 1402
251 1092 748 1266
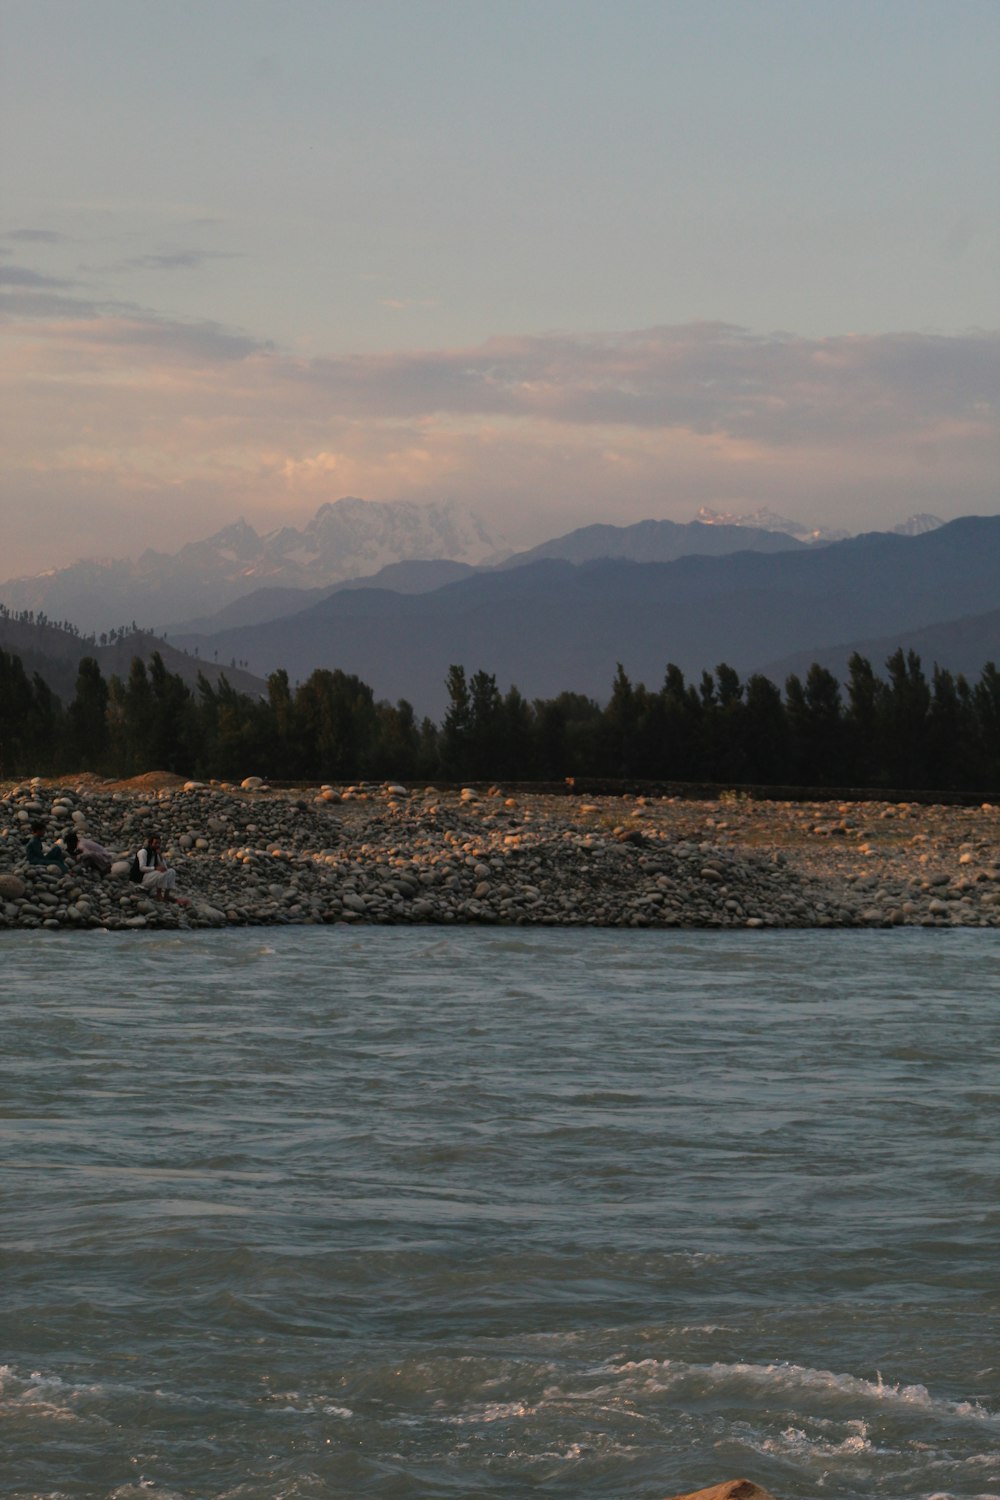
64 829 113 876
25 821 69 872
136 834 178 900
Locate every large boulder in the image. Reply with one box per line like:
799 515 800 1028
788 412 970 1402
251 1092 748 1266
663 1483 779 1500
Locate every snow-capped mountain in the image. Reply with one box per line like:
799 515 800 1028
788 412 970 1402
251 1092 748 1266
695 506 851 544
695 505 945 545
890 513 945 537
0 498 509 635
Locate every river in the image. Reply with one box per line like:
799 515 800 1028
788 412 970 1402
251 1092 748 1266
2 927 998 1499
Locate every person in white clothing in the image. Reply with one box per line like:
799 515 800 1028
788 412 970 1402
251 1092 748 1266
137 834 178 899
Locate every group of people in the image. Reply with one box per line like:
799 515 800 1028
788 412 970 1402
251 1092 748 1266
25 822 183 902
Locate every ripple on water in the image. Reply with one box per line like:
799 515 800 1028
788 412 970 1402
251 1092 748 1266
2 926 999 1499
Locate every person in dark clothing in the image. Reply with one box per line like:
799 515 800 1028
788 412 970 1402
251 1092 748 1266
25 821 69 872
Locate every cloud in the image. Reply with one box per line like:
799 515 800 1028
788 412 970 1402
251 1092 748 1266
1 295 269 360
0 289 131 320
89 314 268 361
1 307 997 575
0 264 75 288
290 324 1000 446
116 249 246 272
6 228 70 244
0 264 86 318
380 297 437 311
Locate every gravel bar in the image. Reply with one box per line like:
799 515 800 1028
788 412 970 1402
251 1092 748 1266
2 773 998 933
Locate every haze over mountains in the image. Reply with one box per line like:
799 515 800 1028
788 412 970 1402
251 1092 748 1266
5 495 996 723
694 506 946 544
168 514 994 719
0 498 507 636
0 494 944 637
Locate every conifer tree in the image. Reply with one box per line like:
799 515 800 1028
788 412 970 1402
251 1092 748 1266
67 657 110 770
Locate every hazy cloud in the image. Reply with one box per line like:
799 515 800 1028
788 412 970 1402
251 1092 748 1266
6 228 70 244
0 290 103 319
93 315 268 361
2 310 997 575
294 324 1000 446
380 298 437 311
0 264 75 288
1 289 267 360
117 249 246 272
6 312 996 444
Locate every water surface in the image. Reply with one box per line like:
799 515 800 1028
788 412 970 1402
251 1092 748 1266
2 928 998 1498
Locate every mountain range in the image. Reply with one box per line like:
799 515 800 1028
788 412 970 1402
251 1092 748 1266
167 515 1000 718
0 497 507 635
163 517 812 634
5 497 991 722
1 495 945 639
693 505 944 544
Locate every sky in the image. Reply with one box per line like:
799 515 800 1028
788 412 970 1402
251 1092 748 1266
1 0 998 577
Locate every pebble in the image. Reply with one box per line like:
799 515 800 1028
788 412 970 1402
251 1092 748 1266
0 777 997 934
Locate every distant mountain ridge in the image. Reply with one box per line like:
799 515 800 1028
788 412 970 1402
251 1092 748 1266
6 515 997 722
168 516 1000 718
695 505 943 544
0 499 948 639
498 517 808 567
162 517 813 637
165 559 480 635
0 498 507 635
760 604 1000 687
696 504 851 543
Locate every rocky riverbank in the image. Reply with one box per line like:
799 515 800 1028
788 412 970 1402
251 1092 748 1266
1 773 998 933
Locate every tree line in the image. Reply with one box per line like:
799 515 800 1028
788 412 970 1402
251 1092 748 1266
0 603 145 648
0 646 998 792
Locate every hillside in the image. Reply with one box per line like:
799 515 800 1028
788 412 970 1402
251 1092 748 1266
170 517 1000 717
0 614 267 704
761 604 1000 686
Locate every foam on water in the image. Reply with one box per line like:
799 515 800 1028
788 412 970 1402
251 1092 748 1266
606 1358 1000 1427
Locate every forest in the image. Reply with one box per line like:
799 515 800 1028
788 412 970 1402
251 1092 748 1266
1 646 999 793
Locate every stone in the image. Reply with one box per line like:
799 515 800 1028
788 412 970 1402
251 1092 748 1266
1 785 997 934
661 1483 778 1500
0 873 25 900
193 903 226 924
